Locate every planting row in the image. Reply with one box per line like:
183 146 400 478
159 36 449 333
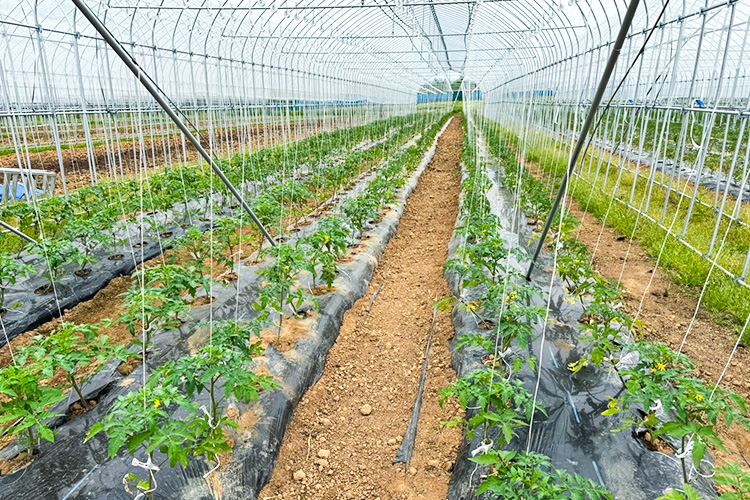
441 115 612 499
466 116 750 499
0 113 453 500
0 112 438 343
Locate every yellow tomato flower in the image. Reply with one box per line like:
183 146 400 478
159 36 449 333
657 363 666 372
154 399 162 408
695 394 704 402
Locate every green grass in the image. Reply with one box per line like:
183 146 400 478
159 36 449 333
495 124 750 343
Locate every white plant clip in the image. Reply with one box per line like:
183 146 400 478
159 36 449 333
127 455 159 500
199 405 222 480
617 350 639 371
471 440 494 457
132 456 160 472
649 399 667 420
497 347 513 359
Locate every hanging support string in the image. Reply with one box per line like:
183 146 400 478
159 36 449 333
524 0 641 280
71 0 277 247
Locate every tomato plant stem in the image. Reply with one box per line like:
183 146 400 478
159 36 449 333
70 375 89 411
26 427 35 457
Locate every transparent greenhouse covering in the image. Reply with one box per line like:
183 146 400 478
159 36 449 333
4 1 750 499
2 0 749 106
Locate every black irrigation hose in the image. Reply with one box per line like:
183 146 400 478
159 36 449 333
394 308 438 467
525 0 642 280
71 0 277 247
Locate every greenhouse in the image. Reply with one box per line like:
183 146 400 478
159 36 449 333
1 0 750 498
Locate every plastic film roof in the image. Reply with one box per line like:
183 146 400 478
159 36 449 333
1 0 749 104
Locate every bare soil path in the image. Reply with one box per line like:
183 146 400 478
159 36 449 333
260 117 465 500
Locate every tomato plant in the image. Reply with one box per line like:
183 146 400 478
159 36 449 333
170 227 212 276
86 379 209 500
65 216 110 275
470 450 612 500
19 321 129 411
0 253 33 314
120 268 192 351
569 300 633 374
607 341 750 485
0 364 65 457
161 321 276 425
256 243 312 341
440 367 541 442
32 239 82 291
302 216 350 288
212 217 248 270
714 462 750 499
342 196 379 238
87 320 278 499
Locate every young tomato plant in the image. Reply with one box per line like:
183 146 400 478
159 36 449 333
212 217 248 270
569 300 633 374
137 264 210 302
86 379 208 500
161 320 277 428
20 321 129 411
0 253 33 314
302 216 350 289
31 239 81 292
65 216 109 276
556 239 595 300
256 243 314 341
440 367 540 444
270 181 313 216
715 462 750 499
341 196 379 238
0 364 66 457
607 341 750 485
496 309 543 355
470 450 612 500
654 485 703 500
170 227 212 276
120 267 193 351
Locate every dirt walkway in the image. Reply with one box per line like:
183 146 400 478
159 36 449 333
524 161 750 475
260 117 465 500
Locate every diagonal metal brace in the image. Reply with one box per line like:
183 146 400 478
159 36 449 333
0 220 37 244
524 0 641 280
71 0 276 247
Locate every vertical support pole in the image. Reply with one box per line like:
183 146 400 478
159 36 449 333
35 23 69 198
